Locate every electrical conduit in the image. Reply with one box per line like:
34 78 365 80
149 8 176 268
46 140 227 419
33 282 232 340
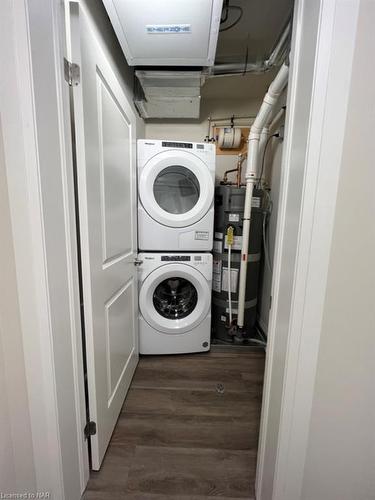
237 63 289 330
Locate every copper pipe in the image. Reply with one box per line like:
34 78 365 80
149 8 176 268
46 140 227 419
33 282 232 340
222 153 248 187
237 153 247 188
223 167 239 184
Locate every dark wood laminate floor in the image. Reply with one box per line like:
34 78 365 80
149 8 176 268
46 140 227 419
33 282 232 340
83 350 265 500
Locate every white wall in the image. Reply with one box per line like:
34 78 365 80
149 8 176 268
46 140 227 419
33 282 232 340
301 2 375 498
0 117 36 494
145 97 262 184
258 107 286 333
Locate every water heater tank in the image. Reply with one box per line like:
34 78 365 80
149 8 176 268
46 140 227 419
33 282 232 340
102 0 223 67
212 185 264 342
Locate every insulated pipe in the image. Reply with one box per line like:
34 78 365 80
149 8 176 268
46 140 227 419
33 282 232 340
264 21 291 68
208 21 291 77
237 63 289 330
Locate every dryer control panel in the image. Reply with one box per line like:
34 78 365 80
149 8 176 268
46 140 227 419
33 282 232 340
162 141 193 149
137 139 215 169
161 255 191 261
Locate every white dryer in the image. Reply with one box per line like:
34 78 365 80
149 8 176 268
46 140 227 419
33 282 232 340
137 139 215 251
138 253 212 354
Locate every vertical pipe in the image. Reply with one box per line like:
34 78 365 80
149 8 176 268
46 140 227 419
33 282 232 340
226 226 234 325
228 244 232 324
237 63 289 330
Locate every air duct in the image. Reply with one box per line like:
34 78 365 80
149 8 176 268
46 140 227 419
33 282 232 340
134 70 205 119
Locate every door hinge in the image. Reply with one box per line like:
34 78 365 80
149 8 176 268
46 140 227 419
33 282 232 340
84 421 96 439
64 57 80 86
133 257 143 266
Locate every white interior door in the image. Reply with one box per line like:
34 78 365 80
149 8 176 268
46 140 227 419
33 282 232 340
70 3 138 470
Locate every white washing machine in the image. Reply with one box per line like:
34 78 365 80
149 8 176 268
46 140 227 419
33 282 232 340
137 139 215 251
138 253 212 354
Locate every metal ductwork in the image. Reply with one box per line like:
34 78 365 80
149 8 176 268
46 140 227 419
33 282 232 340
132 2 293 119
134 71 206 119
206 20 291 77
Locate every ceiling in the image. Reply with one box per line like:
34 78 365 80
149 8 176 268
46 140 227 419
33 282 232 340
215 0 293 65
201 69 278 100
131 0 294 116
201 0 293 101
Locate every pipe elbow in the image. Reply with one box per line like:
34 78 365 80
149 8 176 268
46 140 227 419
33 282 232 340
268 64 289 95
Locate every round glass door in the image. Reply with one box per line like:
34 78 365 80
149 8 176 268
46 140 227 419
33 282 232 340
139 151 214 228
139 263 211 334
153 166 200 215
153 277 198 319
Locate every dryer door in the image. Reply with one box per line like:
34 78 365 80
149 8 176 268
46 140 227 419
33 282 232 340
139 150 214 228
139 264 211 334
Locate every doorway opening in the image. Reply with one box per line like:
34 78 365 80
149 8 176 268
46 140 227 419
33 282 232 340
66 0 308 498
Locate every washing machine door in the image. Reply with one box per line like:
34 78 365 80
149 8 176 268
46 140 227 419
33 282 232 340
139 150 214 228
139 264 211 334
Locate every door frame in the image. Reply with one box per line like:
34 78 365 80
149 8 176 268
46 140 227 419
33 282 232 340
0 1 360 500
1 0 88 498
256 0 361 499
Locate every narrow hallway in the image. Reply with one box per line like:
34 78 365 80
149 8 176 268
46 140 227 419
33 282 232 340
83 350 265 499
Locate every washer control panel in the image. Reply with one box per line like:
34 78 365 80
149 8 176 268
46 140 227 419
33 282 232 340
139 253 213 280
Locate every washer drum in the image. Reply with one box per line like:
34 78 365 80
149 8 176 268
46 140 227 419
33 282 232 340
212 185 264 341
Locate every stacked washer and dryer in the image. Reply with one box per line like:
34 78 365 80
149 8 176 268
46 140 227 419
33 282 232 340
137 140 215 354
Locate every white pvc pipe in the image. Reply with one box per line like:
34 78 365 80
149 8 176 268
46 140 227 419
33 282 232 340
257 108 286 187
227 244 232 324
269 106 286 132
258 126 270 178
237 63 289 330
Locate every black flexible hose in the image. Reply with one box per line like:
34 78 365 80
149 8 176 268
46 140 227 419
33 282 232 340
220 5 243 32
